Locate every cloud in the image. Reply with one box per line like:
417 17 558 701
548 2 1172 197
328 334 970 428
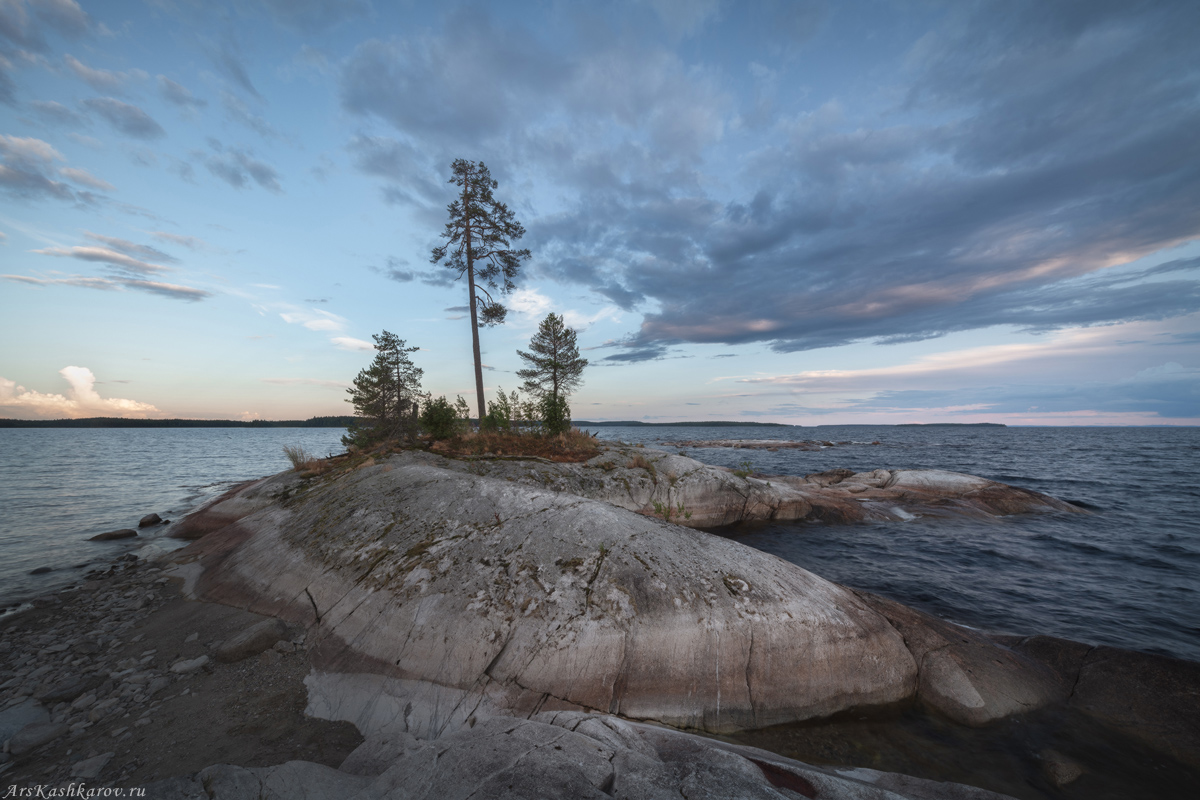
29 99 86 126
82 97 166 139
508 287 552 318
33 244 169 275
59 167 112 191
220 91 281 139
340 14 570 146
262 377 349 388
368 255 414 283
0 133 77 201
0 0 90 52
279 308 347 332
158 75 206 109
0 366 159 419
204 140 282 192
331 336 373 351
82 231 176 262
3 272 211 300
62 54 144 92
204 26 260 99
149 230 209 250
260 0 371 34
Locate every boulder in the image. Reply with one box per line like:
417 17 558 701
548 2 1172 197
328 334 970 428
71 751 114 779
90 529 137 541
215 618 290 663
139 513 163 528
28 566 51 575
7 721 68 756
179 457 918 737
35 674 96 704
170 655 210 674
852 590 1061 726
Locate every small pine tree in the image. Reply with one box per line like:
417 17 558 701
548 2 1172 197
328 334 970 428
343 331 424 448
517 313 588 435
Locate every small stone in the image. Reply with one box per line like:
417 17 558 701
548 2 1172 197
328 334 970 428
110 726 128 738
138 514 162 528
1041 749 1084 788
272 640 294 654
70 693 97 710
134 717 150 727
169 656 209 675
215 619 289 663
184 633 199 643
71 751 113 778
258 649 282 666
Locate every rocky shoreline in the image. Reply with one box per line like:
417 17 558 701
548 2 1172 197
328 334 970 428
2 443 1197 798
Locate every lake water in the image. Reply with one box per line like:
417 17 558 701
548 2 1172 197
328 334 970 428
1 425 1197 662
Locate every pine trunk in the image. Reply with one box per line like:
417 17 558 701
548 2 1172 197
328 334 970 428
464 175 486 422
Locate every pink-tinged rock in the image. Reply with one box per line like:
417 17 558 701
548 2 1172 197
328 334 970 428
178 457 918 737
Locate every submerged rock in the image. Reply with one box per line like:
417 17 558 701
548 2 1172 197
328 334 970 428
90 529 138 541
852 591 1061 726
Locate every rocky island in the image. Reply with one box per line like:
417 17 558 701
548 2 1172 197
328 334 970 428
2 442 1196 799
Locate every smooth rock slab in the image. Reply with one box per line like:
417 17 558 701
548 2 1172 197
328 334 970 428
147 714 1017 800
183 459 917 736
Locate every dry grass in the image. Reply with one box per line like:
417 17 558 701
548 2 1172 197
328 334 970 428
283 444 330 476
430 428 600 462
627 452 657 483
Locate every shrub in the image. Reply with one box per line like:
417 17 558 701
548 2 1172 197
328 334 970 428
422 395 466 440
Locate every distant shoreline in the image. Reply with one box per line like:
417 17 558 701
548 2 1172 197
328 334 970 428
0 417 1017 429
0 416 358 428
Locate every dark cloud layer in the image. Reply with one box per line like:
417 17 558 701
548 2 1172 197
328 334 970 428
337 1 1199 360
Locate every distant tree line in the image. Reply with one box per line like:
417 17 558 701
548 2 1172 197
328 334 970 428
0 416 360 428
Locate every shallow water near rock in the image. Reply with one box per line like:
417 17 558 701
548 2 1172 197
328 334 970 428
721 700 1200 800
587 424 1200 662
0 428 346 610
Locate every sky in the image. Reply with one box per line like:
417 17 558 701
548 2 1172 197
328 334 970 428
1 0 1198 426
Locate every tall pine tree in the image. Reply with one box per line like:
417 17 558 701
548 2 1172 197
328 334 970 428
430 160 531 421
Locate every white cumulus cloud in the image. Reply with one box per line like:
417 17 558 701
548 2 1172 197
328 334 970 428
0 366 160 419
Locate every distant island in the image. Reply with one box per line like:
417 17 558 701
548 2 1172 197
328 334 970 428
0 416 358 428
895 422 1007 427
572 420 792 428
